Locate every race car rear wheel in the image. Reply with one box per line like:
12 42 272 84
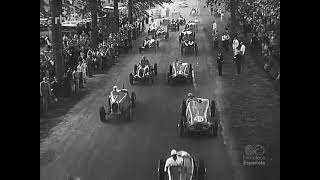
154 63 158 76
99 106 106 122
131 92 136 108
134 65 138 75
158 159 166 180
129 73 134 85
210 100 216 117
198 160 205 180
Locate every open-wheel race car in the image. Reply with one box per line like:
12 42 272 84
178 94 218 136
185 20 199 33
179 30 198 56
129 59 158 85
139 37 159 53
99 85 136 122
167 19 180 31
167 60 193 84
158 150 206 180
155 27 169 40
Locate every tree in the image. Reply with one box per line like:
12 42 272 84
89 0 98 49
49 0 64 82
114 0 119 32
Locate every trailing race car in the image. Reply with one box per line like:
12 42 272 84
157 150 206 180
129 59 158 85
160 17 171 26
155 27 169 40
139 37 159 53
185 20 199 33
99 86 136 122
167 60 193 84
179 30 198 56
178 94 218 136
176 16 186 25
167 20 179 31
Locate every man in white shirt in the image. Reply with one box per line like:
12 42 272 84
240 42 246 71
164 149 183 180
212 21 217 36
232 37 239 56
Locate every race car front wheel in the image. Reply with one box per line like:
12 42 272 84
129 73 134 85
99 106 106 122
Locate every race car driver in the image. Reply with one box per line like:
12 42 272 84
164 149 183 179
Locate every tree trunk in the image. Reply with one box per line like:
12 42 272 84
90 0 98 49
50 0 64 82
114 0 119 32
230 0 237 37
128 0 133 24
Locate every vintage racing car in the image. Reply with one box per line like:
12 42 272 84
178 95 218 136
167 19 180 31
167 60 193 84
161 17 171 26
178 0 188 7
99 86 136 122
139 37 159 53
155 27 169 40
158 150 206 180
185 20 199 33
129 61 158 85
179 30 198 56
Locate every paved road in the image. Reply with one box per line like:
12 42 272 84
40 0 280 180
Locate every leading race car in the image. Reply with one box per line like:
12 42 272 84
167 60 193 84
167 19 179 31
179 30 198 56
178 94 218 136
158 150 206 180
139 37 159 53
99 86 136 122
129 59 158 85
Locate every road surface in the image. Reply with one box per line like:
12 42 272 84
40 0 280 180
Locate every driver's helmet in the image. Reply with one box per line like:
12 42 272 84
188 93 193 98
112 85 118 92
171 149 177 156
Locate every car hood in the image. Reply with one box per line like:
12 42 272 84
109 90 127 104
187 98 210 124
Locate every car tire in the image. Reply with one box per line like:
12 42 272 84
198 160 205 180
131 92 136 108
134 65 137 75
99 106 106 122
129 73 134 85
158 159 166 180
154 63 158 76
211 100 216 117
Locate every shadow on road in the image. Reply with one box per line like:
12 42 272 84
40 89 90 141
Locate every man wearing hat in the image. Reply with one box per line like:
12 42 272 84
217 52 224 76
164 149 183 179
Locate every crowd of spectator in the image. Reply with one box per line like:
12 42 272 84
40 16 146 114
237 0 280 58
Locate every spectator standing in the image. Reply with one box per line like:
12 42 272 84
240 42 246 72
77 61 84 88
81 60 87 84
72 69 79 95
217 52 224 76
50 76 59 102
40 77 51 113
232 37 239 56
